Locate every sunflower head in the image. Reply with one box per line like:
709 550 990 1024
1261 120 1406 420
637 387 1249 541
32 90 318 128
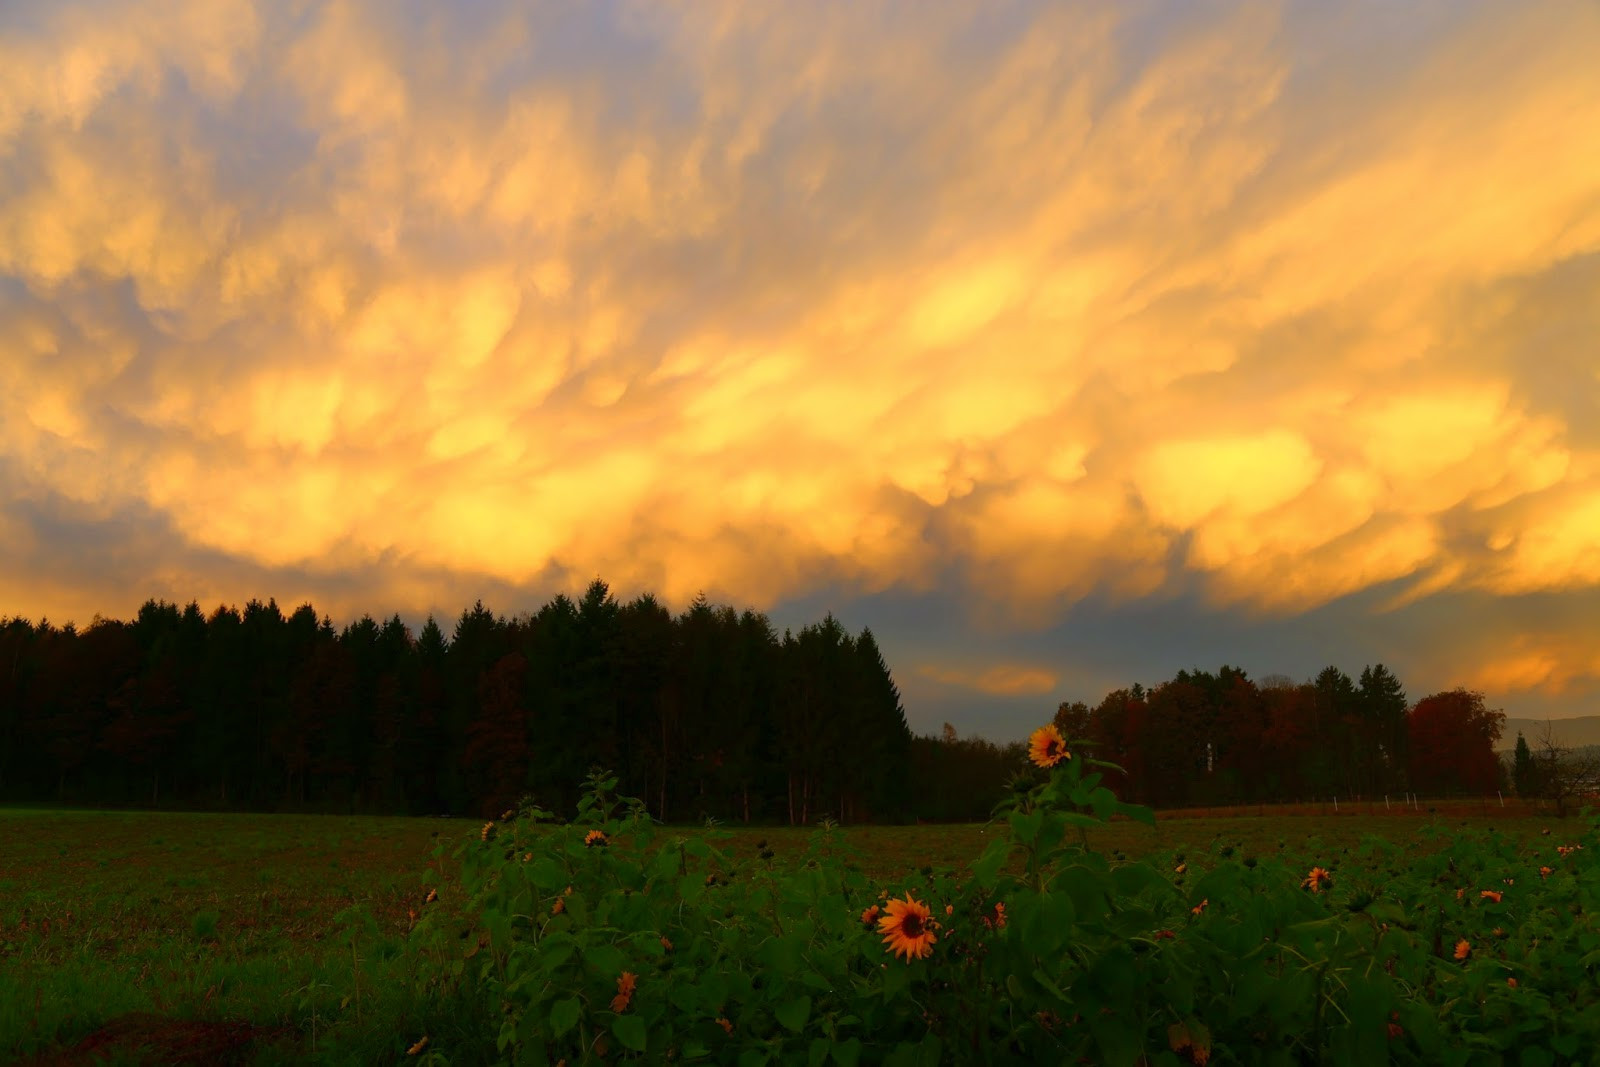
1027 724 1070 769
877 893 937 962
610 971 637 1013
585 829 609 848
1454 939 1471 961
1302 866 1332 893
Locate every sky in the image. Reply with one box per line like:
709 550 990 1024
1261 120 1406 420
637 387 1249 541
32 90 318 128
2 0 1598 742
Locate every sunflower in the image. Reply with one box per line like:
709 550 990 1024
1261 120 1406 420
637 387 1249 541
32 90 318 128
877 893 937 962
1454 939 1471 961
1480 889 1503 903
585 829 609 848
610 971 637 1013
1302 866 1332 893
1027 724 1070 769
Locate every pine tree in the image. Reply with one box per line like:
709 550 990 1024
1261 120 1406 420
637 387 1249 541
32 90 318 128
1512 731 1535 797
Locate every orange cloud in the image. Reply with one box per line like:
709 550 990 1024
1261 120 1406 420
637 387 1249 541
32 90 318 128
0 0 1597 643
917 663 1060 698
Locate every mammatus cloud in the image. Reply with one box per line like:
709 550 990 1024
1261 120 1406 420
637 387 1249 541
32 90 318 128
2 1 1599 716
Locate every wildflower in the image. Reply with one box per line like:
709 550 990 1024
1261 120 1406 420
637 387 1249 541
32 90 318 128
1302 867 1332 893
522 852 532 863
1168 1021 1212 1065
1493 927 1506 938
992 902 1007 929
1454 939 1471 961
610 971 637 1013
717 1017 733 1034
861 905 881 927
551 898 565 916
1540 866 1553 879
585 829 609 848
407 1035 430 1055
1175 863 1187 875
1507 977 1518 988
424 888 438 905
1027 724 1070 768
661 936 673 952
878 893 938 962
945 904 954 916
1481 890 1503 903
1191 899 1209 916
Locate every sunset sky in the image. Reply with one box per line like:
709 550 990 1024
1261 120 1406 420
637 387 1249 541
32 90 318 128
2 0 1598 740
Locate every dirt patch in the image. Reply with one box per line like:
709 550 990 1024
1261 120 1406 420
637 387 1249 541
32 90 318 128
20 1012 295 1066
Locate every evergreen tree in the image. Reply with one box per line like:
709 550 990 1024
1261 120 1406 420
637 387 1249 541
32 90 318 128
1512 731 1535 797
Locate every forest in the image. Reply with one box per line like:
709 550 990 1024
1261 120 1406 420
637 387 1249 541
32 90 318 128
0 581 1507 822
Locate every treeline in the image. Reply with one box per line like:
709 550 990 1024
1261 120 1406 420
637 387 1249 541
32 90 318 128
1059 665 1506 808
909 666 1508 819
0 582 911 822
0 588 1514 823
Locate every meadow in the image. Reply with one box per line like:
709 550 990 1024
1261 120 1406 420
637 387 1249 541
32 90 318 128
1 786 1590 1065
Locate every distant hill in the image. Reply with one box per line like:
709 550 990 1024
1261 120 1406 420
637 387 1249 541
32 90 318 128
1498 715 1600 751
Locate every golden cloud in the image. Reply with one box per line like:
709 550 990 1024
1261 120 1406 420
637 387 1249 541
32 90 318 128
917 663 1060 698
0 0 1597 646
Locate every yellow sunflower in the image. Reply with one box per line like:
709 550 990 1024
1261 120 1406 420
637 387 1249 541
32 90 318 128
1302 866 1332 893
1028 724 1070 769
877 893 938 962
585 829 609 848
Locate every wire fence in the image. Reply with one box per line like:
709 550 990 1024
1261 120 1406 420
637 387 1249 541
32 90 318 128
1148 792 1598 820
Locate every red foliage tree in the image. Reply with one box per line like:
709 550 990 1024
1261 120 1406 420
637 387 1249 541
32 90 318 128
1407 689 1505 795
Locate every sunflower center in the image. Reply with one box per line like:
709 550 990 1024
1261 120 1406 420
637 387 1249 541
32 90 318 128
902 913 924 938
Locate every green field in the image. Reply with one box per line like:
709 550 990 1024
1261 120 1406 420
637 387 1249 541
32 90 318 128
0 801 1574 1064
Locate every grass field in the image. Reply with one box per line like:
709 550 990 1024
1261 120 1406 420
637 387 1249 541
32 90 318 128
0 799 1567 1064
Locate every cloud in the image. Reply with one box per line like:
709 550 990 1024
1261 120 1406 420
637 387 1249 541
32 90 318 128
917 663 1060 698
1 0 1599 728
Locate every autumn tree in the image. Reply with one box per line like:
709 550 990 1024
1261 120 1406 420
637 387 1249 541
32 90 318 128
1406 689 1505 795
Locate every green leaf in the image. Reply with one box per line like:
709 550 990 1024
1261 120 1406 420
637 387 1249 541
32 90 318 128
831 1038 863 1067
527 857 568 890
776 995 812 1033
972 838 1011 889
549 997 581 1036
584 944 626 976
1009 808 1042 846
613 1014 647 1052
